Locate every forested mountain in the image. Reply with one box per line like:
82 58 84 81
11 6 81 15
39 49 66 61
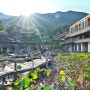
0 12 13 19
32 11 88 25
0 11 89 38
0 11 89 49
1 11 88 25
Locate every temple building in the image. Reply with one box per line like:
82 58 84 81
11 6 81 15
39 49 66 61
0 29 36 54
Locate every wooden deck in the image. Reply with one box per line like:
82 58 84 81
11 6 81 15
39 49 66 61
0 57 50 76
0 52 51 80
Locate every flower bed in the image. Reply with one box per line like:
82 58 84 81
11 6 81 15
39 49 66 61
13 53 90 90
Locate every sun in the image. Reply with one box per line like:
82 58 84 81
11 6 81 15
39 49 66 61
22 13 31 17
21 10 33 17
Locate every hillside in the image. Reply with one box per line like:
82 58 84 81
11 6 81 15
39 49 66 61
0 12 13 19
1 11 88 25
0 11 89 38
32 11 88 25
0 11 89 49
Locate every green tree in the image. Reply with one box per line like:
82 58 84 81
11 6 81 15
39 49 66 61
0 30 8 36
0 20 5 31
6 24 22 37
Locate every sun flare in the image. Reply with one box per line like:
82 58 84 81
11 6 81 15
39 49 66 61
21 12 32 17
0 0 53 16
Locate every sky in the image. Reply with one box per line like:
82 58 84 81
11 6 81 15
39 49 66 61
0 0 90 16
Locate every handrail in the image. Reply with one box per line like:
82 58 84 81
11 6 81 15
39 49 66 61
0 51 51 80
0 51 41 62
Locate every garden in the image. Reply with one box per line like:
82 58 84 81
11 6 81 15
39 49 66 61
13 53 90 90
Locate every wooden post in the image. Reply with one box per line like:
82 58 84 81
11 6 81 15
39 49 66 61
2 62 5 70
14 61 18 80
30 53 34 70
2 77 5 85
45 51 48 68
14 62 17 71
14 61 17 81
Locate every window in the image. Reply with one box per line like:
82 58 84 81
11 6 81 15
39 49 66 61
82 22 84 29
88 18 90 26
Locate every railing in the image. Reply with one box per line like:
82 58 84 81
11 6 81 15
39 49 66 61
75 38 90 43
70 26 90 37
65 26 90 38
64 39 74 44
0 51 51 86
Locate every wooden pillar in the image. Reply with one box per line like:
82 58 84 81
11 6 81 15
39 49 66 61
45 51 49 68
14 62 17 81
14 62 17 71
31 53 34 69
2 62 5 70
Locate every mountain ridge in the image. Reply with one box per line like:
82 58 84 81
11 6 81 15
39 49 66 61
0 11 89 26
0 11 89 39
0 12 13 19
